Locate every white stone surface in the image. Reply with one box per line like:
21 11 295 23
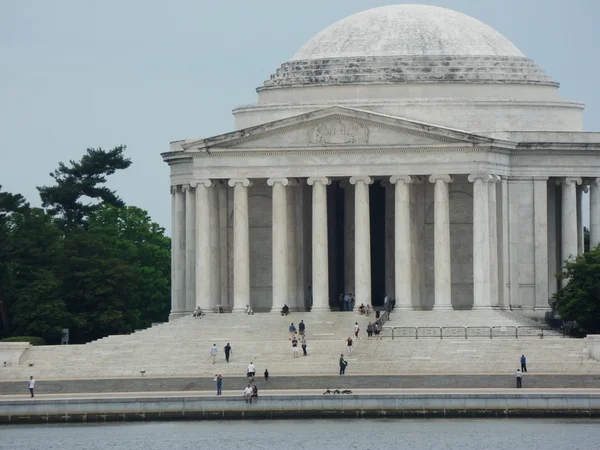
308 177 331 311
350 176 373 306
291 5 524 60
429 175 453 310
488 176 499 308
170 186 186 319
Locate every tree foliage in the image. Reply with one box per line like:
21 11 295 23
553 244 600 335
0 147 170 344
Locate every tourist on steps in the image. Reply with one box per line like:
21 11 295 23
354 322 360 339
346 337 353 355
299 320 306 336
281 304 290 316
224 343 232 362
289 323 297 339
339 354 347 375
301 335 308 356
210 344 218 364
28 376 35 398
214 374 223 396
244 385 253 403
516 369 523 388
292 336 299 358
520 354 527 372
367 322 373 339
247 362 256 381
264 369 269 383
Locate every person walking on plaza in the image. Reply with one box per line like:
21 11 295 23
210 344 218 364
289 322 296 339
292 335 299 358
374 322 381 340
264 369 269 383
247 362 256 381
346 336 353 356
367 322 373 339
520 354 527 372
299 320 306 336
224 343 232 363
354 322 360 339
339 354 347 375
516 369 523 388
301 335 308 356
215 373 223 396
28 376 35 398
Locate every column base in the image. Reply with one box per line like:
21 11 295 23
471 305 493 310
432 305 453 311
232 306 248 313
310 305 332 312
394 305 414 311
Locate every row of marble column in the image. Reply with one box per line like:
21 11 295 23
171 175 600 315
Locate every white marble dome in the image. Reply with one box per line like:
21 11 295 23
291 5 524 60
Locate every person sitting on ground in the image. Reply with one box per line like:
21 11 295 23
281 304 290 316
252 385 259 402
245 304 254 315
193 306 204 318
243 384 253 403
358 303 366 315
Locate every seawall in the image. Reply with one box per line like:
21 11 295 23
2 393 600 423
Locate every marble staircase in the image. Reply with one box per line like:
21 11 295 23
2 310 598 380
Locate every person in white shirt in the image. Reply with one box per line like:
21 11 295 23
247 362 256 380
354 322 360 339
516 369 523 388
28 376 35 398
210 344 218 364
243 385 253 403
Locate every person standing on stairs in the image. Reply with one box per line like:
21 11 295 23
28 376 35 398
299 320 306 336
520 354 527 372
215 373 223 396
224 343 232 363
354 322 360 339
301 335 308 356
516 369 523 388
247 362 256 381
210 344 218 364
292 335 299 358
346 336 353 356
339 354 347 375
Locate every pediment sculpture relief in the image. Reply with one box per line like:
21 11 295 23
308 119 369 145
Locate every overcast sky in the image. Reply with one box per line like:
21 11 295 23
1 0 598 235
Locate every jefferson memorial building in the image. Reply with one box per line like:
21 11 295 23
163 5 600 318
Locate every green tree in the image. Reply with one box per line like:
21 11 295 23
0 185 30 335
37 146 131 233
553 244 600 335
61 205 170 343
584 226 590 253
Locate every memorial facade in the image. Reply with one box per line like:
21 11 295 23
163 5 600 318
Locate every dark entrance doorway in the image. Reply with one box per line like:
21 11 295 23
370 183 386 307
327 182 345 310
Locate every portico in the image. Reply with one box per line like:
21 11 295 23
163 5 600 319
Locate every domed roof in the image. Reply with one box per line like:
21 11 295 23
291 5 524 60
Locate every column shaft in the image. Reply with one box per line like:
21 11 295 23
577 186 583 254
488 178 499 308
391 176 412 309
170 187 186 319
287 181 298 310
184 185 196 313
350 176 373 306
591 179 600 249
429 175 452 310
470 174 491 309
561 178 580 265
268 178 289 312
533 178 549 310
308 177 331 311
195 181 212 311
229 179 251 312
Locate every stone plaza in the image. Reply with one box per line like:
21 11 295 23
164 5 600 317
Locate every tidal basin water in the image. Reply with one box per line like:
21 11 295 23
2 418 599 450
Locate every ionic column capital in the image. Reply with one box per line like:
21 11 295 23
181 184 192 192
228 178 252 188
468 173 493 183
307 176 331 186
349 176 373 185
267 177 290 187
389 175 413 185
592 178 600 187
558 177 582 187
190 179 213 188
429 174 453 184
170 185 178 195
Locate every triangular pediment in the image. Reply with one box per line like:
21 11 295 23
181 107 495 151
